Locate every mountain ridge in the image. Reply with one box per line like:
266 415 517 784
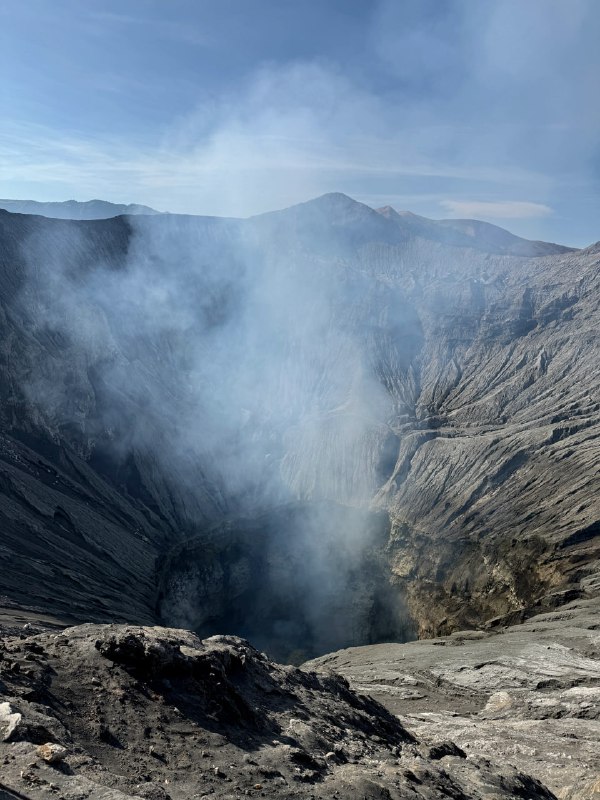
375 201 573 257
0 199 596 800
0 198 163 220
0 193 577 257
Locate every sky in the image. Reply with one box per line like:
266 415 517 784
1 0 599 246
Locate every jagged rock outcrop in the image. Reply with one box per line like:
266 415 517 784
0 622 557 799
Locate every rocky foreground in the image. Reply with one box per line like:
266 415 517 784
0 622 557 800
306 570 600 800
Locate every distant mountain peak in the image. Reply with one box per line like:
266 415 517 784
0 194 576 257
314 191 359 203
253 192 383 232
376 205 397 217
299 192 373 213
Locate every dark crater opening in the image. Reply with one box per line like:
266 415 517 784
156 502 414 663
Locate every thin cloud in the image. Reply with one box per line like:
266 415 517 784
440 200 553 220
88 10 213 47
0 61 547 219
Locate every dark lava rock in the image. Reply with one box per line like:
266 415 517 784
427 741 466 760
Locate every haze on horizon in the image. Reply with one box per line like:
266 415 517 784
1 0 599 247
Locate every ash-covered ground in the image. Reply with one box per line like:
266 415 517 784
0 621 556 800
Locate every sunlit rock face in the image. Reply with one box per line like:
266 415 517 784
0 195 598 649
305 584 600 800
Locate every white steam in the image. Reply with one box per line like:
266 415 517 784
20 204 399 522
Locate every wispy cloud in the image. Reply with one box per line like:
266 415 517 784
1 0 598 243
88 10 213 47
0 61 548 218
440 200 553 220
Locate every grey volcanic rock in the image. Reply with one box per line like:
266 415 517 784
305 579 600 800
0 199 161 219
0 622 556 799
372 234 600 636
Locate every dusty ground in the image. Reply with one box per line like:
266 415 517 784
306 570 600 800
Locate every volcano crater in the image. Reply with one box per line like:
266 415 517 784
156 502 415 663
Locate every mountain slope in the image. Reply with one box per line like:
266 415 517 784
376 203 573 256
306 586 600 800
0 623 556 800
0 197 598 647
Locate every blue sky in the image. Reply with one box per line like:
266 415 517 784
1 0 599 245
